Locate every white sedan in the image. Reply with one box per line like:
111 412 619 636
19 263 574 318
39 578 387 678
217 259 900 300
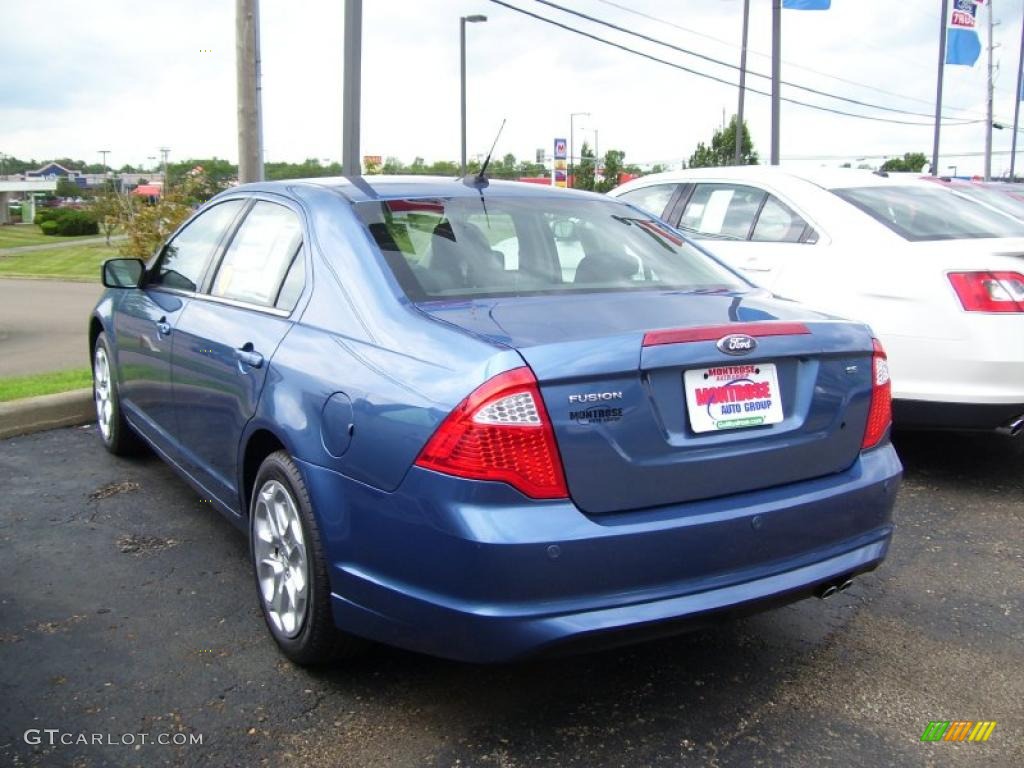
610 167 1024 436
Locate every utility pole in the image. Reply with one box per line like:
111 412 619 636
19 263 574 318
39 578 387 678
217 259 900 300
159 148 170 189
735 0 750 165
984 0 996 180
98 150 110 173
1011 4 1024 180
459 14 487 176
770 0 781 165
236 0 263 183
342 0 362 176
932 0 949 177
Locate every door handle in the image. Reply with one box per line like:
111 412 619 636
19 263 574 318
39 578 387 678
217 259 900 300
156 317 171 336
235 345 264 369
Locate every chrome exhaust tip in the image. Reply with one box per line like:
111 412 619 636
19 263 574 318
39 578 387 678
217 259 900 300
997 414 1024 438
838 578 854 592
816 584 839 600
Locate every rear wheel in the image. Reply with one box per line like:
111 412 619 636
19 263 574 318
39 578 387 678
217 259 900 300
93 332 144 455
249 450 363 665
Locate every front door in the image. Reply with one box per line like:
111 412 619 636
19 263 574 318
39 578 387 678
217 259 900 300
170 198 307 507
115 199 246 455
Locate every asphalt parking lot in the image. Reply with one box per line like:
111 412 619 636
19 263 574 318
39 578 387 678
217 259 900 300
1 426 1021 768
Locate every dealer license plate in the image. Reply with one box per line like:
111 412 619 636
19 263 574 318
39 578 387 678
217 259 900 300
683 363 784 433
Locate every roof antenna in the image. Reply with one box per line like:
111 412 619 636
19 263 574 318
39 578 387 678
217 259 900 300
469 118 506 186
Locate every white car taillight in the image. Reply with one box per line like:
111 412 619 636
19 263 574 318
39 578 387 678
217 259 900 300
948 271 1024 313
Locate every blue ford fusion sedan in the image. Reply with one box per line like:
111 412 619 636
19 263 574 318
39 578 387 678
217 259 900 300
90 176 901 664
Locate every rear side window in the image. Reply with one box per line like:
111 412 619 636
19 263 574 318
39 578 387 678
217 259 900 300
615 184 679 218
211 201 303 308
679 184 765 240
150 200 244 291
355 196 746 301
751 196 810 243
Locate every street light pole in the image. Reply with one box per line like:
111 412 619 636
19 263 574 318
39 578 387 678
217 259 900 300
933 0 949 176
569 111 589 188
460 14 487 177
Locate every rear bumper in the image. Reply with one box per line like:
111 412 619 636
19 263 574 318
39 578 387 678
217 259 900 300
893 399 1024 433
297 445 901 663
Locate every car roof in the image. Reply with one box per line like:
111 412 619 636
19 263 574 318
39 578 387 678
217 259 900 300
228 175 605 204
615 166 910 193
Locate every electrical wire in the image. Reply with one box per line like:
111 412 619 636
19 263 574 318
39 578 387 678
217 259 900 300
590 0 988 119
488 0 975 127
530 0 970 121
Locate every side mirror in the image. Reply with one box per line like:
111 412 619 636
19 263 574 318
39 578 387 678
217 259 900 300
102 258 145 288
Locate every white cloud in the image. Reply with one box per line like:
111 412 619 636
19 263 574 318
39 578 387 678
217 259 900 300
1 0 1021 176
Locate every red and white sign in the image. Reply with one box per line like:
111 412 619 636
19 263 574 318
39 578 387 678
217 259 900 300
684 363 784 433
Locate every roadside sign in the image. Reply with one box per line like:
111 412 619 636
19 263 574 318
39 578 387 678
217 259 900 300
553 138 568 188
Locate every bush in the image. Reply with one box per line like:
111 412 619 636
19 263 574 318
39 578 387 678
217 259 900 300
37 208 99 236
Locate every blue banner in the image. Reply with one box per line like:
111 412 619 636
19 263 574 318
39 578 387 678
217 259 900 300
782 0 831 9
946 28 981 66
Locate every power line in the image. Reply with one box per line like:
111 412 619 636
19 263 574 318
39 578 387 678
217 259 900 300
530 0 972 122
591 0 989 120
488 0 972 127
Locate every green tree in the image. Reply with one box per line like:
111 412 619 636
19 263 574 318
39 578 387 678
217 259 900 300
688 116 758 168
597 149 626 192
88 186 123 245
55 178 82 198
880 152 928 173
573 142 596 191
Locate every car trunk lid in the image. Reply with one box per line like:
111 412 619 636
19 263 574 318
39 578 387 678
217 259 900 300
418 292 877 514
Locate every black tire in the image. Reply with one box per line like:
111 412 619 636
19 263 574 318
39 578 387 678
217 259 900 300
92 332 145 456
249 450 363 665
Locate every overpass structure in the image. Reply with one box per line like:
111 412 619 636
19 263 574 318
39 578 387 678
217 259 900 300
0 179 58 225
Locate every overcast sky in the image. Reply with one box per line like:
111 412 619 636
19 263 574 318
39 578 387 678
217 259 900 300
3 0 1024 176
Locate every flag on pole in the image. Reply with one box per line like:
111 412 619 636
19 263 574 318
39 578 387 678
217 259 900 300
782 0 831 8
946 1 982 66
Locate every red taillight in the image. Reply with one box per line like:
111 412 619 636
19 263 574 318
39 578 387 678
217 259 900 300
415 367 569 499
862 338 892 450
948 271 1024 313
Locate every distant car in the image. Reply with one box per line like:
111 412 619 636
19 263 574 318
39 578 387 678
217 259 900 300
90 176 900 664
610 167 1024 437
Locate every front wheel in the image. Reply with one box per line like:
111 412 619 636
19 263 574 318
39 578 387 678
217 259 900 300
249 450 363 665
93 332 144 455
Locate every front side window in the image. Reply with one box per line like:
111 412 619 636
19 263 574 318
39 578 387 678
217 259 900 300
679 184 765 240
355 196 747 301
832 185 1024 241
616 184 679 218
211 201 303 307
150 200 245 291
751 195 810 243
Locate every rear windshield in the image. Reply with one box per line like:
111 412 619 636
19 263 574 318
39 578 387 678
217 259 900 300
355 196 746 301
949 184 1024 220
831 185 1024 241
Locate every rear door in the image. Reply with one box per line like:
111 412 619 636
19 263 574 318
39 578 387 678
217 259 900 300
672 183 818 289
171 198 307 506
114 199 245 453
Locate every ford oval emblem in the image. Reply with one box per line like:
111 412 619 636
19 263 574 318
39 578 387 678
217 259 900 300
717 333 757 356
